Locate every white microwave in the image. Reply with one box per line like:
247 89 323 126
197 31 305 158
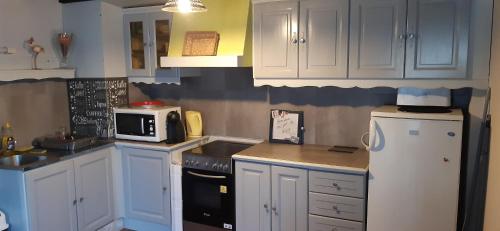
114 106 181 142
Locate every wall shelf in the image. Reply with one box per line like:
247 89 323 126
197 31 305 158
0 69 75 81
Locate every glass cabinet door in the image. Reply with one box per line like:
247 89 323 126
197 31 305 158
149 12 178 76
124 14 152 76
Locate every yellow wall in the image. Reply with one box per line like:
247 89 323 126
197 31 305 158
168 0 252 66
484 1 500 230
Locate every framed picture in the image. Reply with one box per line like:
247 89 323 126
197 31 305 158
269 109 304 145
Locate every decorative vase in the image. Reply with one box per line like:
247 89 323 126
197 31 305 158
58 32 73 68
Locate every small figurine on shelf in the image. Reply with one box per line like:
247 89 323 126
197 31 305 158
26 37 45 70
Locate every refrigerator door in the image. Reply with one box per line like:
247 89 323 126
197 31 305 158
367 116 462 231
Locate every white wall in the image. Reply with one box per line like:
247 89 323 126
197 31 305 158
0 0 63 70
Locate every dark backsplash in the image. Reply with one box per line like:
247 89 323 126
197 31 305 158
130 68 473 146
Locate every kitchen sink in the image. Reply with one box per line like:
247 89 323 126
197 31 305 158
0 154 48 167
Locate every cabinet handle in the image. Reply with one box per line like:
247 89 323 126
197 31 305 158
444 157 449 162
332 205 340 214
73 199 77 206
291 32 298 44
408 33 416 40
143 42 148 47
163 187 167 192
332 182 340 190
79 197 84 203
399 34 406 40
272 203 278 216
264 203 269 213
299 32 306 44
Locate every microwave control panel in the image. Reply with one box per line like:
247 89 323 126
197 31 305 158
143 115 156 136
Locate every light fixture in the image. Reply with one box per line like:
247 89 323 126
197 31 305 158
162 0 208 13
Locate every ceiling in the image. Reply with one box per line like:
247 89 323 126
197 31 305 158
102 0 165 8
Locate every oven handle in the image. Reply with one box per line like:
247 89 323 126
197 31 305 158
187 171 227 179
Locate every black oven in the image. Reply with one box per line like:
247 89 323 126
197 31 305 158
182 167 235 230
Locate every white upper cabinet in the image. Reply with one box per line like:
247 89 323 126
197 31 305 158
124 9 179 78
299 0 349 78
349 0 407 78
405 0 469 78
253 0 348 79
253 1 299 78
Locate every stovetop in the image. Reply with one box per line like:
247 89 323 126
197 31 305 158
182 140 254 174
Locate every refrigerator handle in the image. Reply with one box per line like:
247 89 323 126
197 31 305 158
361 119 376 151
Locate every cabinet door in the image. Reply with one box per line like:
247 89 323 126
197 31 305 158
299 0 349 78
148 12 179 77
74 148 114 231
271 166 307 231
25 160 78 231
124 14 152 76
123 147 171 225
253 1 299 78
405 0 469 78
235 161 271 231
349 0 407 78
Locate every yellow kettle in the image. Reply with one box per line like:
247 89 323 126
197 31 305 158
185 111 203 138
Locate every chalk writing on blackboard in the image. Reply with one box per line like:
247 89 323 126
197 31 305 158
67 78 129 138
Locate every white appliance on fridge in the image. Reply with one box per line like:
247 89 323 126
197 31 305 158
366 106 463 231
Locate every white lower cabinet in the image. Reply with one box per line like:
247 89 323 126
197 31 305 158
74 149 115 231
25 148 114 231
25 160 79 231
235 161 307 231
122 147 171 225
236 161 368 231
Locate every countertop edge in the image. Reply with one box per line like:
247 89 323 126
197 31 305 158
114 137 208 152
232 154 368 174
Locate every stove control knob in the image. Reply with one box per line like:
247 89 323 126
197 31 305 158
184 160 190 166
204 162 209 168
223 164 229 171
194 161 200 167
218 164 224 170
212 163 218 170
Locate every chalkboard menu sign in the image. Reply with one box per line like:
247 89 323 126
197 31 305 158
67 78 129 138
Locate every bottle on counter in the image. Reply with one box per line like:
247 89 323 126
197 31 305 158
1 122 16 153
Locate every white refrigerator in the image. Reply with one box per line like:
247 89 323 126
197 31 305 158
366 106 463 231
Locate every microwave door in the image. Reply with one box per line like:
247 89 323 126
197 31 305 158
116 113 150 136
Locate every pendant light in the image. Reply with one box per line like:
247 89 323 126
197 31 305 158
162 0 208 13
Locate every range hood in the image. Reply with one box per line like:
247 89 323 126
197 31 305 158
160 0 252 68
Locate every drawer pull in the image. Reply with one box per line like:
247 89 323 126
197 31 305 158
332 182 340 189
264 203 270 213
332 205 340 214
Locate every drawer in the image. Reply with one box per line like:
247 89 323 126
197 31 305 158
309 170 365 198
309 214 363 231
309 192 365 221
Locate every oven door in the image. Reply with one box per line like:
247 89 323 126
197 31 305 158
182 168 234 230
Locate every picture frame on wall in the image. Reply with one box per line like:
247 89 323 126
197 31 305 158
269 109 304 145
